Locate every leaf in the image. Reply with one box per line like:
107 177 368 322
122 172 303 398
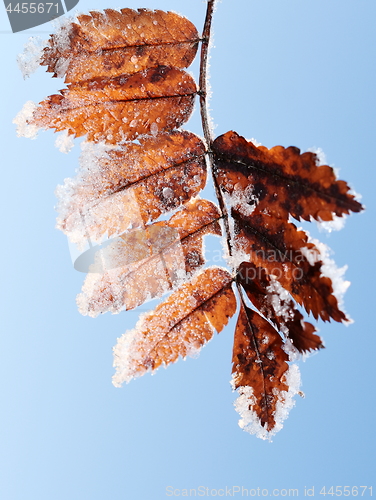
232 303 300 439
232 208 347 322
77 199 221 316
113 267 236 386
213 131 363 222
237 262 323 353
56 131 207 246
29 66 197 144
42 8 199 82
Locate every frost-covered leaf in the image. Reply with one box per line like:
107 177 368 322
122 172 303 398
213 131 363 222
232 208 347 322
26 66 197 144
237 262 323 353
113 267 236 386
232 303 300 439
42 8 199 81
77 199 221 316
56 131 206 246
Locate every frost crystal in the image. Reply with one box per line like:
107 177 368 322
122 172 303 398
13 101 39 139
233 364 301 441
49 16 75 78
222 190 257 270
55 131 75 153
316 213 347 232
266 277 293 323
150 122 159 136
302 234 351 322
17 36 46 79
306 146 327 166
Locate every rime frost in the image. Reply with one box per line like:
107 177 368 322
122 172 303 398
49 16 75 78
266 277 293 322
112 267 234 387
55 141 144 248
222 190 257 270
301 234 351 322
282 339 300 362
55 131 75 153
17 37 46 79
112 296 203 386
306 146 327 166
245 137 262 147
13 101 39 139
233 364 301 441
316 213 347 232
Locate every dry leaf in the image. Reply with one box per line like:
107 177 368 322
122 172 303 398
29 66 197 144
113 267 236 386
213 131 363 222
42 8 199 82
77 199 221 316
56 131 206 246
237 262 323 353
232 303 291 435
232 208 347 322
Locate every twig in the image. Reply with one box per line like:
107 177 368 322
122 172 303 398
199 0 233 258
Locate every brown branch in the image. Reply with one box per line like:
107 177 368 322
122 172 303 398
199 0 215 145
199 0 233 258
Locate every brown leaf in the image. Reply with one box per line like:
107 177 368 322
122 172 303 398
232 208 347 322
237 262 323 353
112 267 236 386
56 131 207 246
213 131 363 222
77 199 221 316
29 66 197 144
42 9 199 82
232 303 291 435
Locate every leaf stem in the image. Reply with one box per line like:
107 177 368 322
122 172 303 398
199 0 233 258
199 0 215 144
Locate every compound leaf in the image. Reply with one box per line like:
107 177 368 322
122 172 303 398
15 5 365 441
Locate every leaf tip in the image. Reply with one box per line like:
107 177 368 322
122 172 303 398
233 364 302 441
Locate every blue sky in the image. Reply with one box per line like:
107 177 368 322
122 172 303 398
0 0 375 499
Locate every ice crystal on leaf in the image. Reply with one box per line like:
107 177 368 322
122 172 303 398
15 4 364 440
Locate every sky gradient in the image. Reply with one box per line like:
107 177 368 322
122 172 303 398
1 1 375 498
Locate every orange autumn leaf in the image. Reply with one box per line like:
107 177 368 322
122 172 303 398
232 208 347 323
237 262 323 353
232 303 292 436
56 131 206 246
213 131 362 222
77 199 221 316
42 8 199 82
113 267 236 386
29 66 197 144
